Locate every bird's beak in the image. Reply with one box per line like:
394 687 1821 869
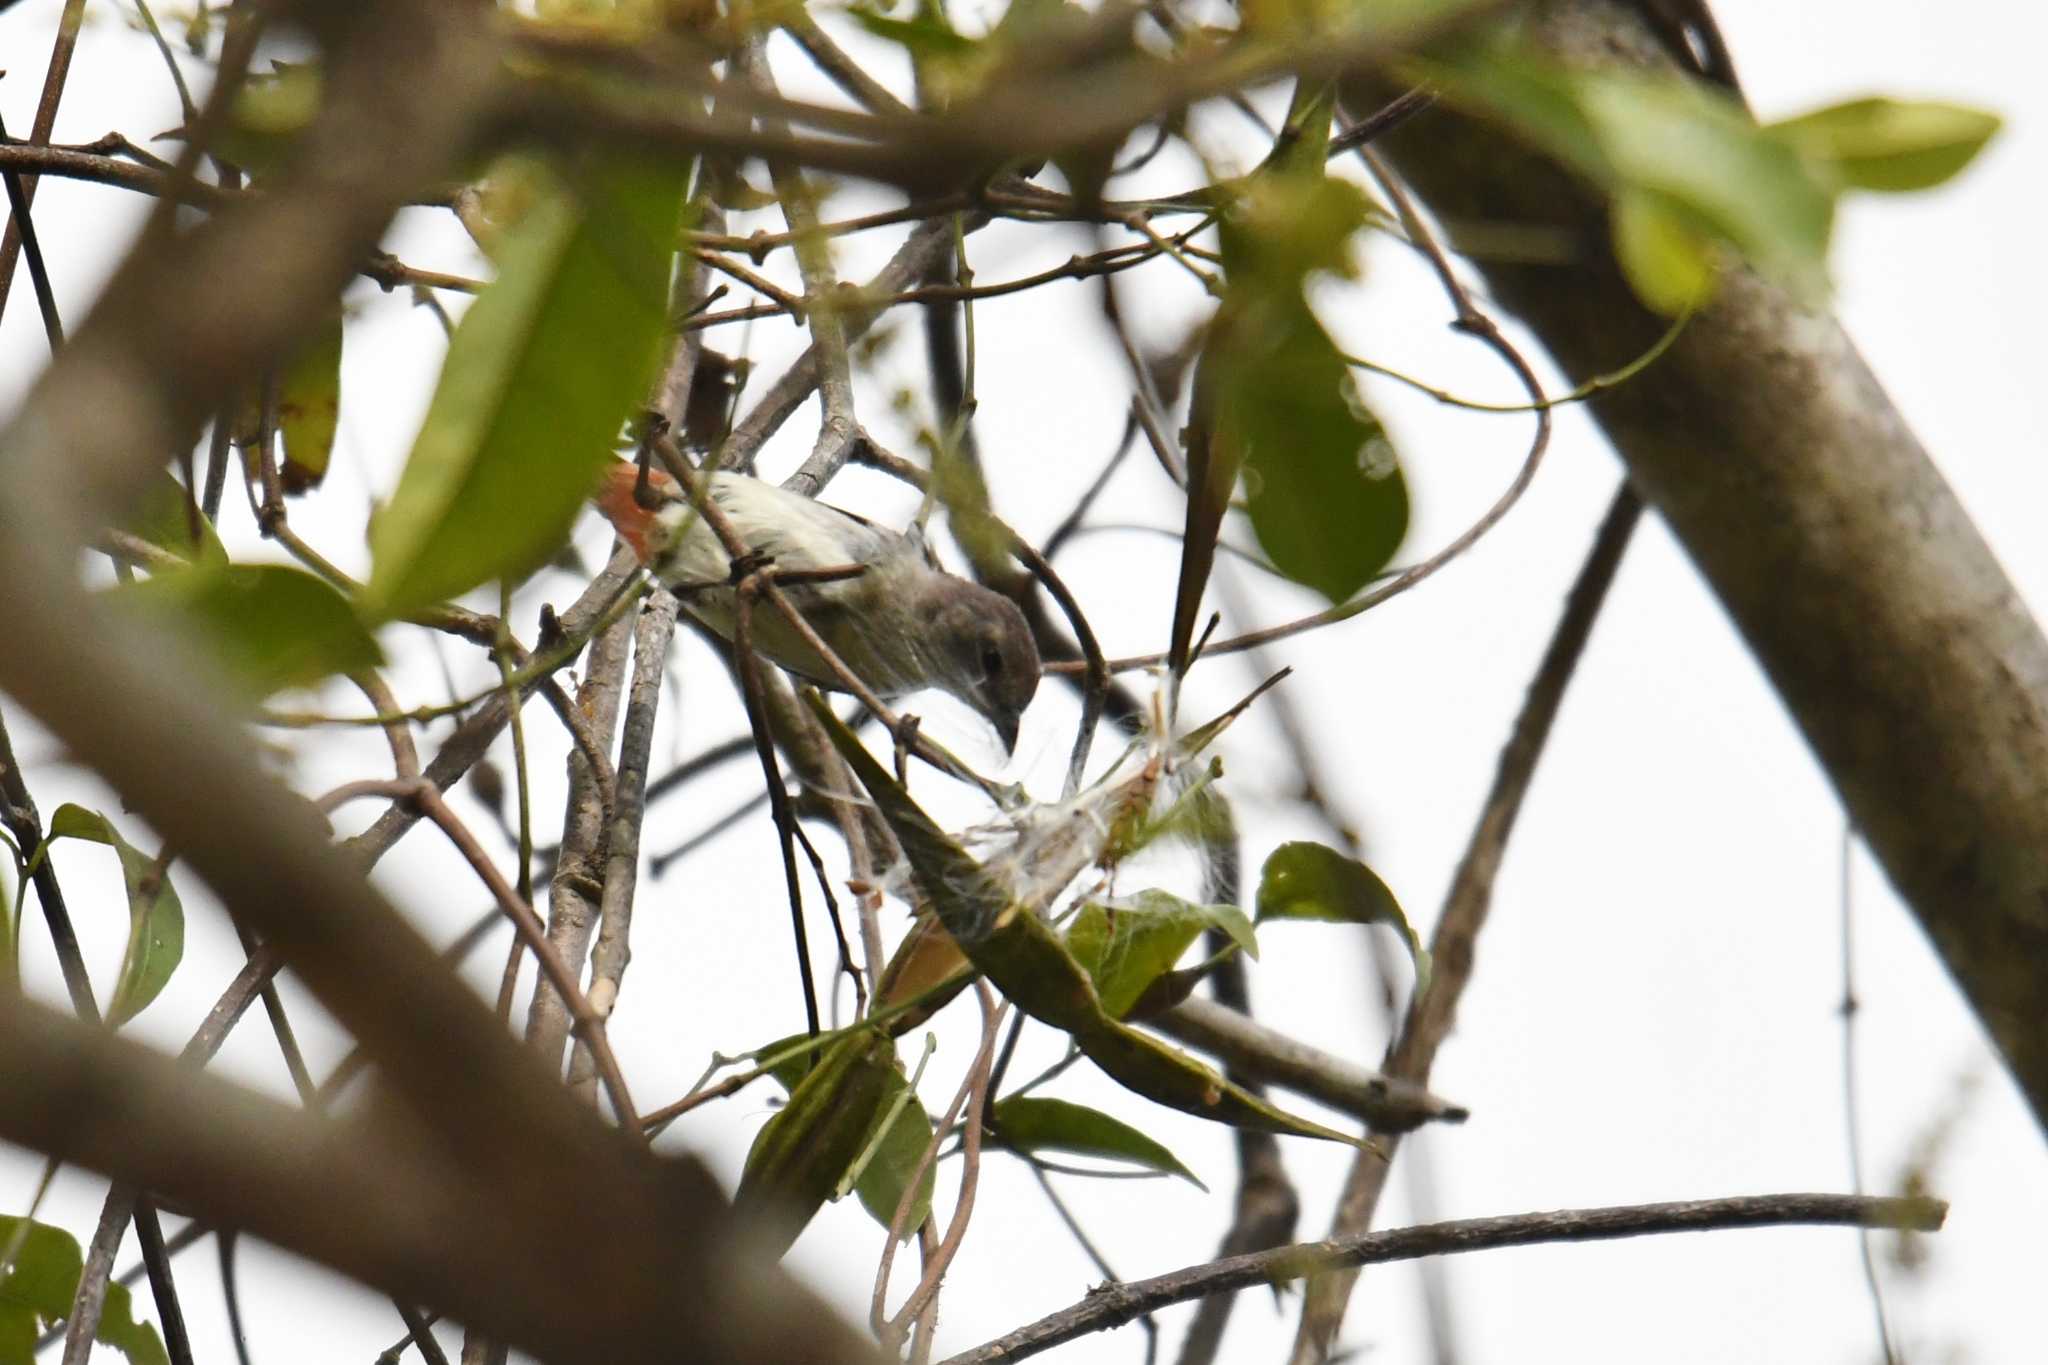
994 709 1020 756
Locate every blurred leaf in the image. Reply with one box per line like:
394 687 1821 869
123 475 226 569
365 156 689 617
1 831 16 984
0 1216 167 1365
1766 97 2001 193
273 314 344 494
1067 890 1256 1019
1219 172 1372 294
1257 841 1428 995
1426 37 1835 306
848 8 978 58
735 1030 896 1256
212 62 321 174
110 564 381 697
1611 191 1717 315
990 1096 1205 1188
36 807 185 1027
849 6 991 106
808 693 1362 1147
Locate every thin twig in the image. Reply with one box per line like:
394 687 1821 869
567 590 680 1103
732 567 825 1039
1840 825 1901 1364
0 111 66 351
940 1194 1948 1365
1288 483 1641 1363
879 986 1003 1348
0 0 88 314
324 778 645 1138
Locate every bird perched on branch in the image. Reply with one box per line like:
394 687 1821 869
594 463 1041 752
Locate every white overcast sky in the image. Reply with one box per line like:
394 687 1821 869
2 1 2044 1363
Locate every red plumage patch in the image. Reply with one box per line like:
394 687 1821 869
592 463 676 564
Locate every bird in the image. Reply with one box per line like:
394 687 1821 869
594 462 1042 752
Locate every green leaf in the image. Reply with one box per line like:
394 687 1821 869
1219 172 1372 294
1257 841 1429 996
123 475 226 570
851 1070 936 1239
273 313 343 493
38 806 184 1027
848 8 978 59
1766 97 2002 193
1426 37 1835 304
211 62 321 174
990 1096 1204 1188
736 1030 898 1256
808 693 1363 1148
1611 190 1718 316
1200 297 1409 603
1067 890 1256 1019
365 156 689 617
0 1216 168 1365
755 1032 937 1240
1200 168 1406 606
109 564 381 697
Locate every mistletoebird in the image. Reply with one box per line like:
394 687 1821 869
595 463 1041 752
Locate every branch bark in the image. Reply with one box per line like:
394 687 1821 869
1344 0 2048 1136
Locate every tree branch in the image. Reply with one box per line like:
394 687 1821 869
941 1194 1947 1365
1346 0 2048 1135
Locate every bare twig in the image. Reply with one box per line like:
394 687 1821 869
735 37 864 502
1288 483 1641 1362
1840 826 1901 1363
879 986 1003 1348
0 0 88 314
346 546 641 867
723 216 969 483
940 1194 1948 1365
1148 998 1465 1131
0 110 66 352
567 590 681 1104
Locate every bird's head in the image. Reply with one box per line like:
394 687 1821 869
592 463 684 564
924 584 1042 754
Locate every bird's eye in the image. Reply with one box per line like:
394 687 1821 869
980 644 1003 677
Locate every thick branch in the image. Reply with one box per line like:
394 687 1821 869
1148 998 1467 1131
0 991 878 1365
1347 0 2048 1134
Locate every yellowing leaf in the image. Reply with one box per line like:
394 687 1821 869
1425 36 1835 304
1611 191 1718 316
1767 97 2002 193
